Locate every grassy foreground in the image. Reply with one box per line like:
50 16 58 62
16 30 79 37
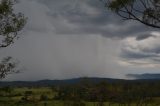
0 87 160 106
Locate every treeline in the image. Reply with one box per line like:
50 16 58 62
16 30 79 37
1 78 160 106
53 79 160 106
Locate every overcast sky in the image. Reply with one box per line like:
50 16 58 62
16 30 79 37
1 0 160 81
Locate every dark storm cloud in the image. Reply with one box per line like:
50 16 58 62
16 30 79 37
3 0 160 81
37 0 155 39
3 0 126 80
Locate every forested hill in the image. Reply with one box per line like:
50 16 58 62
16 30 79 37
0 78 118 87
0 77 160 87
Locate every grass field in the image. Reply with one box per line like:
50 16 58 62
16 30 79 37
0 87 160 106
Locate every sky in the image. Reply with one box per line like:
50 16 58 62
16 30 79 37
1 0 160 81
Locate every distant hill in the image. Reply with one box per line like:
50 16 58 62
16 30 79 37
0 77 123 87
127 73 160 79
0 77 160 87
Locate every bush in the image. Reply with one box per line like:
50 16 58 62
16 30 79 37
25 91 33 96
21 96 27 101
40 94 48 101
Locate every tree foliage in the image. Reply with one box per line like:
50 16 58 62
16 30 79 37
0 0 26 79
54 79 160 105
103 0 160 28
0 56 19 79
0 0 27 48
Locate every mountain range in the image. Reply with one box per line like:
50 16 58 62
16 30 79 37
0 75 160 87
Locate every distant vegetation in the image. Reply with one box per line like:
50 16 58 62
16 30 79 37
1 78 160 106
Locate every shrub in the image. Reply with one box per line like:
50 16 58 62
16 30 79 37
40 94 48 101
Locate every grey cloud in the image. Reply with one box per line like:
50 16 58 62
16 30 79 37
120 32 160 66
121 48 157 59
2 0 160 81
136 33 156 41
36 0 155 39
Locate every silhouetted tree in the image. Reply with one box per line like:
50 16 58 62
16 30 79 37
0 0 26 79
0 56 19 79
103 0 160 28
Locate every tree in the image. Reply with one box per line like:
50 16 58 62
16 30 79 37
103 0 160 28
0 56 19 79
1 86 13 96
23 91 33 101
96 81 108 106
0 0 26 79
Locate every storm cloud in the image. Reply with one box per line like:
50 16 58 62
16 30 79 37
23 0 155 38
0 0 160 81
